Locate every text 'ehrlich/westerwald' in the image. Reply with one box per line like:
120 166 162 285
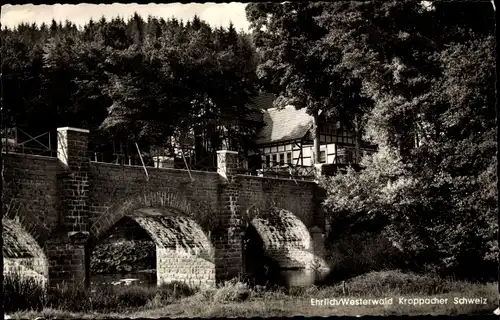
311 298 393 306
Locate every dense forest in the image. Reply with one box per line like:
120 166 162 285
1 14 261 161
1 1 497 281
246 1 496 281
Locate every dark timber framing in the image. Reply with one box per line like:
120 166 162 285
256 120 377 167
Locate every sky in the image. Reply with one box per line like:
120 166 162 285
1 3 250 31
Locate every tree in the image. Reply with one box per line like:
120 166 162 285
71 38 112 132
246 3 372 164
1 15 260 166
41 32 81 128
126 12 145 45
99 16 260 157
319 0 496 279
1 25 46 130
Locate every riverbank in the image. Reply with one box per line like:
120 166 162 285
5 270 497 318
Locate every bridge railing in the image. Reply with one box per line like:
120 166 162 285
85 149 318 180
237 162 317 181
1 129 57 157
86 150 219 172
237 163 361 180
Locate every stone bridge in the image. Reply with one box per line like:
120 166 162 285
2 127 329 288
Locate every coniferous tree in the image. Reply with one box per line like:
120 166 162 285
2 14 260 166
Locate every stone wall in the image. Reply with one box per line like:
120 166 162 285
235 175 317 228
44 127 91 287
44 238 88 286
2 126 326 289
249 207 314 269
157 248 216 289
87 163 221 233
211 173 319 281
57 127 91 235
2 153 59 244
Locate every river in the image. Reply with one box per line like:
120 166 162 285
90 269 324 290
90 270 156 289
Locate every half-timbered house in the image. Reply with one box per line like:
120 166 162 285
250 94 377 171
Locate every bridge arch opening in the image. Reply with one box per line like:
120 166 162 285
242 207 326 288
90 207 215 289
3 219 48 286
90 216 156 288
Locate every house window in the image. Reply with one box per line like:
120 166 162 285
279 153 285 165
287 152 292 164
272 154 277 166
265 155 271 167
319 150 326 163
346 149 353 163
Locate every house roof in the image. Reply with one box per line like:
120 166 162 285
256 105 313 145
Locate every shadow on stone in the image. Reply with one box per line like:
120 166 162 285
242 223 282 288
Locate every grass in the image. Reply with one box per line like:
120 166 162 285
5 270 498 318
3 272 47 312
3 272 194 314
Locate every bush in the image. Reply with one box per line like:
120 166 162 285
323 270 496 297
146 281 195 308
334 270 445 296
284 270 497 299
321 228 407 284
319 146 498 281
115 286 154 309
210 280 251 303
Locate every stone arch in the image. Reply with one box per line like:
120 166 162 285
242 207 328 286
89 191 216 288
3 218 48 285
130 209 214 262
2 194 54 246
242 197 313 231
90 191 212 245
